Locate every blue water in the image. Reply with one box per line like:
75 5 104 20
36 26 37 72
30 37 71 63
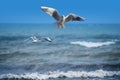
0 23 120 80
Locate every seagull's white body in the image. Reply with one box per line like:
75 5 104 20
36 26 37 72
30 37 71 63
56 15 65 28
41 6 85 28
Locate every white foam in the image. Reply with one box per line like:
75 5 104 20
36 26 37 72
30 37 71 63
70 41 115 48
0 70 120 80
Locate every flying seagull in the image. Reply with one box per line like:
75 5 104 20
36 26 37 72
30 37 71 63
30 36 41 42
41 6 85 28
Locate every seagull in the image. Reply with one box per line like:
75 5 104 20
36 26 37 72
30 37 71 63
30 36 52 43
30 36 41 42
41 6 85 28
43 37 52 42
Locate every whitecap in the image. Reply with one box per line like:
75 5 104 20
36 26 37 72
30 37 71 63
70 41 116 48
0 70 120 80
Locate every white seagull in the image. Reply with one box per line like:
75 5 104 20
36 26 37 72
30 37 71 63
43 37 52 42
41 6 85 28
30 36 41 42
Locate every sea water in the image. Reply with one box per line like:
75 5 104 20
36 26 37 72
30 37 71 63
0 23 120 80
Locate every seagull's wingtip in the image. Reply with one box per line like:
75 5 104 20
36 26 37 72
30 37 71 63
41 6 47 9
83 18 86 21
79 16 86 21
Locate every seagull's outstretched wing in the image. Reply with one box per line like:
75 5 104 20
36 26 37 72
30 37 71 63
41 6 60 21
65 14 85 23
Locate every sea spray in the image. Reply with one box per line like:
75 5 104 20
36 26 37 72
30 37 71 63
70 41 116 48
0 70 120 80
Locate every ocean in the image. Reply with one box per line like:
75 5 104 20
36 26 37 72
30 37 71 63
0 23 120 80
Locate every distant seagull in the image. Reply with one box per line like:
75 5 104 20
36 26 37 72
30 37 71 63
31 36 41 42
30 36 52 43
41 6 85 28
43 37 52 42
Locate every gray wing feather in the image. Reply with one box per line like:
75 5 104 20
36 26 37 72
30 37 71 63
52 11 60 21
65 14 85 23
41 6 60 21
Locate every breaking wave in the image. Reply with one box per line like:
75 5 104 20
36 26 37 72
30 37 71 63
70 41 116 48
0 70 120 80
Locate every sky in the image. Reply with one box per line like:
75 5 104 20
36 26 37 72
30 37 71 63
0 0 120 23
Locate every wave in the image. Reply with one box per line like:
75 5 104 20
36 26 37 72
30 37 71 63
0 70 120 80
70 41 117 48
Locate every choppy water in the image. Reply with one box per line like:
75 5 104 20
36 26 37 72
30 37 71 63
0 23 120 80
